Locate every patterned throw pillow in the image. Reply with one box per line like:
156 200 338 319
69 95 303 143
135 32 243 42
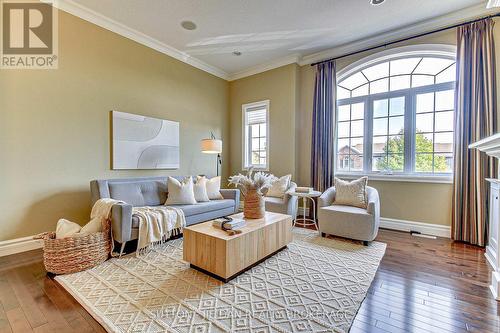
333 176 368 209
266 174 291 198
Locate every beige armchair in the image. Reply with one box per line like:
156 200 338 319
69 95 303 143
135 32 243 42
318 186 380 245
264 182 298 219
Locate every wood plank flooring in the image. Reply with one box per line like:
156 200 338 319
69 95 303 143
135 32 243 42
0 229 498 332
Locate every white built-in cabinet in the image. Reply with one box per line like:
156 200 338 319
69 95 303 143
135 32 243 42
469 134 500 300
486 179 500 299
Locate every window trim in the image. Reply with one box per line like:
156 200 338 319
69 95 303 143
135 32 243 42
242 100 270 171
335 45 456 181
337 44 457 81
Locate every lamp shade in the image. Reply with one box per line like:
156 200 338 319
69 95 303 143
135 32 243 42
201 139 222 154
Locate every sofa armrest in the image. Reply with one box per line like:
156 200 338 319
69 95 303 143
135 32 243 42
366 186 380 223
283 182 297 204
111 203 133 243
285 182 298 218
319 187 336 207
220 189 240 213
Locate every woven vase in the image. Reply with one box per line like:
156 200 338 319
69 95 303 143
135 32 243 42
244 188 265 219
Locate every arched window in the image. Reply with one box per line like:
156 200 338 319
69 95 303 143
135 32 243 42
336 45 456 179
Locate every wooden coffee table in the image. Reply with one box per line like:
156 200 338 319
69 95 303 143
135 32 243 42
183 212 292 282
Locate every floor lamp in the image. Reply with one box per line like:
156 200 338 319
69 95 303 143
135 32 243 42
201 133 222 176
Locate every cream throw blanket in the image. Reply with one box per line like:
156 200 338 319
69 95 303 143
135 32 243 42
91 198 124 221
91 199 186 256
133 206 186 255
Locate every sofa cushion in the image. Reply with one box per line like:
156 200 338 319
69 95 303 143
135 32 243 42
108 180 167 206
131 200 235 228
171 199 234 216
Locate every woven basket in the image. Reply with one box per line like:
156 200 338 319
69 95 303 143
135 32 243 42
244 189 265 219
34 219 112 275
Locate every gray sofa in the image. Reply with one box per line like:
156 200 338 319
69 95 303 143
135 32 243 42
264 182 298 219
90 176 240 253
318 186 380 245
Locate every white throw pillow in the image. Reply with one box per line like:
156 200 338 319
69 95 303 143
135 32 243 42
334 177 368 209
55 219 82 239
80 217 103 235
206 176 223 200
267 174 291 198
165 177 197 205
194 176 210 202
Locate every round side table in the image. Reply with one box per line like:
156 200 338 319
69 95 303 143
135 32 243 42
288 190 322 234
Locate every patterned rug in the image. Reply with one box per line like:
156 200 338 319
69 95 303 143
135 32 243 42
55 228 386 333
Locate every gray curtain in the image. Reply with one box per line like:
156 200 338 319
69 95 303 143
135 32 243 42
452 18 497 246
311 61 336 192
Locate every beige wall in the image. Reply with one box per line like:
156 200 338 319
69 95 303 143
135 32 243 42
0 11 229 240
297 29 458 226
232 21 500 227
228 64 299 178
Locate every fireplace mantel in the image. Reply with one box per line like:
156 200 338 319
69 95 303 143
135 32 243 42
469 133 500 159
469 133 500 300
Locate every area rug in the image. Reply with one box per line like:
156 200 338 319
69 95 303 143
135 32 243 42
55 228 386 333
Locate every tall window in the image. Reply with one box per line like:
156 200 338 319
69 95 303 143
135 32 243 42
243 100 269 170
336 46 456 178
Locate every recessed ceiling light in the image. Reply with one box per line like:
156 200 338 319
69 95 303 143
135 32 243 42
181 21 197 30
232 51 242 56
370 0 385 5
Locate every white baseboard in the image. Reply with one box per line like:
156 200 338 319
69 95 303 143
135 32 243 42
0 213 450 257
379 217 451 238
0 236 43 257
299 208 450 238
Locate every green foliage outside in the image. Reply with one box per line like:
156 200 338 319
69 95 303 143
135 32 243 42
376 131 448 172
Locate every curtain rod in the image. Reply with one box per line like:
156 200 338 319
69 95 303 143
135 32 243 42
310 12 500 67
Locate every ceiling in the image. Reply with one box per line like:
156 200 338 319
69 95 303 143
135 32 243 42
57 0 495 80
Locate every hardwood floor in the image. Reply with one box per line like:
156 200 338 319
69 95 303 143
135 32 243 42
0 229 498 332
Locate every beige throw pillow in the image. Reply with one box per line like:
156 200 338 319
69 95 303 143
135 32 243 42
165 177 197 205
80 217 103 235
334 177 368 209
206 176 224 200
55 219 82 239
267 174 291 198
194 176 210 202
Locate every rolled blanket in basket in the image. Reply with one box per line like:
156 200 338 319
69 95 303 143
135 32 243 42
134 206 186 255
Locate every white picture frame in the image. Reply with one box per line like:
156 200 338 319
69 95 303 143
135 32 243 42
111 111 180 170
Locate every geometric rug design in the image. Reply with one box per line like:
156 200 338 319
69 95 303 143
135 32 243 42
56 228 386 333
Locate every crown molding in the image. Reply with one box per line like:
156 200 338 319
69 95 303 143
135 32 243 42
49 0 229 80
299 3 495 66
228 54 300 81
45 1 496 81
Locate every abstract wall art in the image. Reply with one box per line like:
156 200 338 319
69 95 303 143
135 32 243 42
111 111 180 169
